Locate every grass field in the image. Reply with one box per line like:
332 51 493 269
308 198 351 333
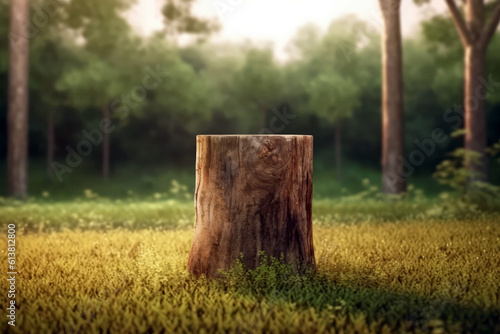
1 198 499 333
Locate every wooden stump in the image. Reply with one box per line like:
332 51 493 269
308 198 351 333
187 135 315 277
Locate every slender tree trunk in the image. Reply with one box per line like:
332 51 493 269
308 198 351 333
379 0 406 194
444 0 500 183
47 110 55 175
188 135 315 278
464 45 487 181
7 0 30 198
102 105 110 180
335 121 342 182
464 0 487 182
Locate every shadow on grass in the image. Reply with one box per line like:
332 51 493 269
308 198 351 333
217 261 500 333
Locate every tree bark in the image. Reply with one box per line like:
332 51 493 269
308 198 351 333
463 0 487 182
379 0 406 194
188 135 315 278
102 104 110 180
444 0 500 183
464 44 487 181
47 110 55 176
7 0 30 198
335 121 342 183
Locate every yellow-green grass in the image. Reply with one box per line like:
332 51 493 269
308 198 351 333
1 207 499 333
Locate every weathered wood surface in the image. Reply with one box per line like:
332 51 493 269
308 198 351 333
187 135 315 277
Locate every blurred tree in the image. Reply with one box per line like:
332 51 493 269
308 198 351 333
401 38 447 174
3 0 496 194
7 0 30 198
282 25 324 118
421 15 468 130
178 42 250 136
378 0 406 194
287 16 374 181
161 0 219 38
232 47 284 131
137 38 218 133
307 73 360 181
59 0 139 180
286 23 323 62
55 55 130 179
28 0 79 176
55 0 218 180
419 0 500 184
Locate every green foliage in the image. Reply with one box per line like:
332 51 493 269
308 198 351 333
306 72 360 124
433 148 484 193
231 47 285 130
421 14 462 67
56 55 125 108
218 252 314 297
289 16 371 126
64 0 136 56
486 139 500 162
433 139 500 212
1 9 499 182
162 0 219 36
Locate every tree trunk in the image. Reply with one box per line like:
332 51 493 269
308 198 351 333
379 0 406 194
47 110 55 176
102 104 110 180
188 135 315 278
463 0 487 182
335 121 342 183
444 0 500 183
7 0 30 198
464 45 487 182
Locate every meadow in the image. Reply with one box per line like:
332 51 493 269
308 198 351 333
1 190 499 334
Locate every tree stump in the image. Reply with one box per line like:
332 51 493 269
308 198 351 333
187 135 315 277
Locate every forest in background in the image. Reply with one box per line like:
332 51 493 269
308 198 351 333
1 0 500 199
1 1 500 332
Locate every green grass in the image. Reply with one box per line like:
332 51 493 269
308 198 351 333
0 197 499 333
0 159 448 200
3 162 196 200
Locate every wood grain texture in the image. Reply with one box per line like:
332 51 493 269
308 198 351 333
187 135 315 277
